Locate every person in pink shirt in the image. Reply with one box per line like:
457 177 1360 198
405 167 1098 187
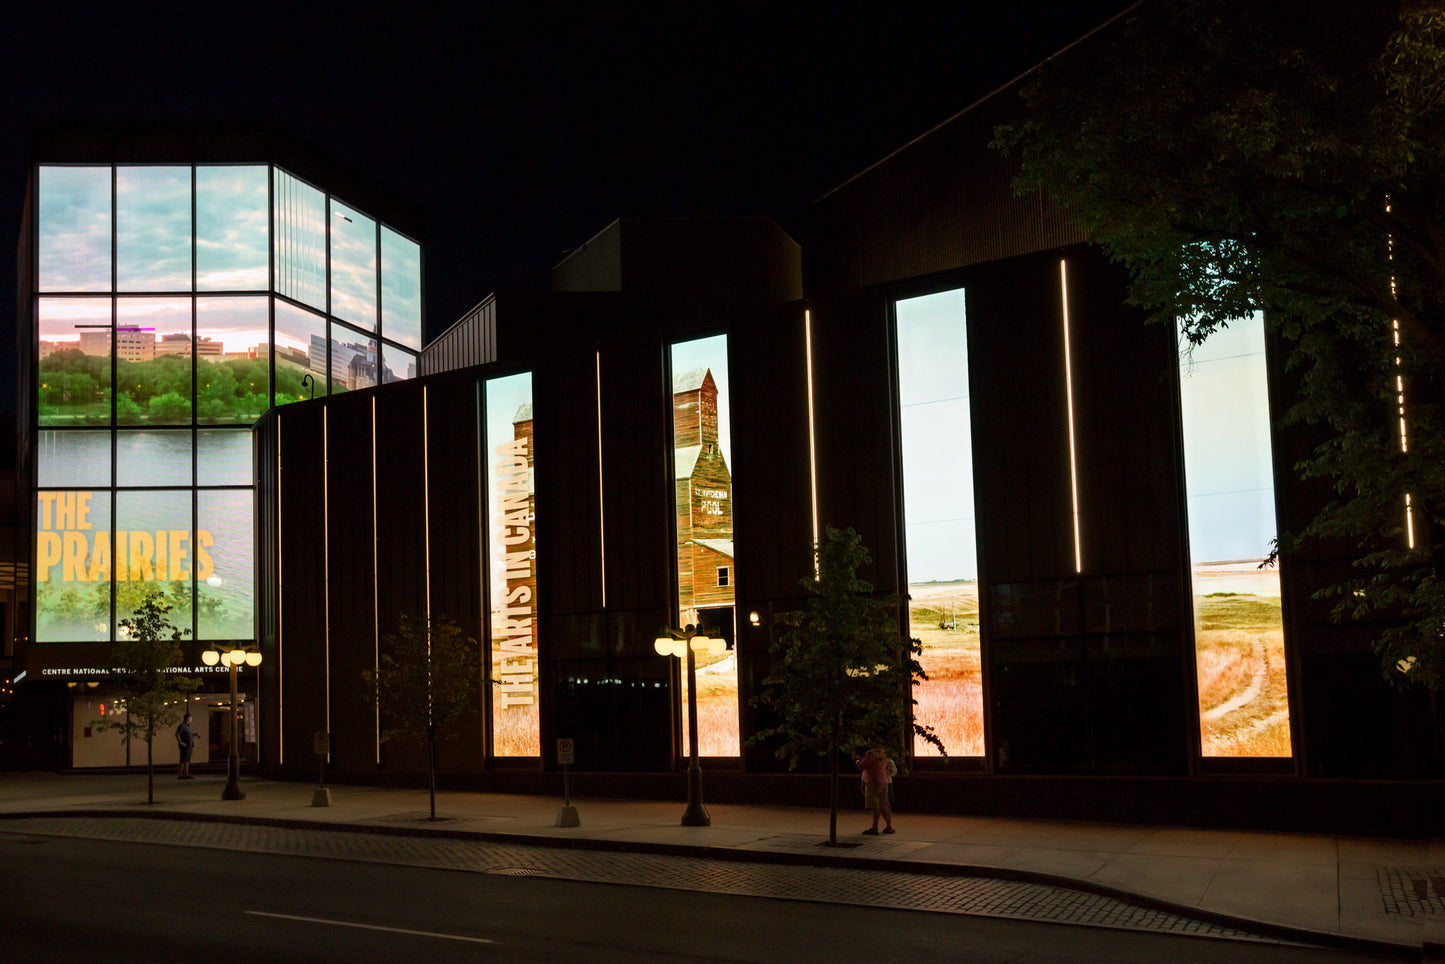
852 743 897 834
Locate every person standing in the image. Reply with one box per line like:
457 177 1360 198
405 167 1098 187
853 743 897 834
176 713 196 779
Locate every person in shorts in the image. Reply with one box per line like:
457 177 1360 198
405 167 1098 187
853 743 897 834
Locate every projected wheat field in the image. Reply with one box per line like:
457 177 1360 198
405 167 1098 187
1193 563 1291 757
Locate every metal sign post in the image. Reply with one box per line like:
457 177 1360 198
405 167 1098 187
555 737 580 827
311 731 332 807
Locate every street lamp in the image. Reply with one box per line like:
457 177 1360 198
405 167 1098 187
654 620 727 827
202 646 262 801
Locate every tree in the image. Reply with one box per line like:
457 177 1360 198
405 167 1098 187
90 591 200 804
993 0 1445 687
362 614 483 821
751 526 943 845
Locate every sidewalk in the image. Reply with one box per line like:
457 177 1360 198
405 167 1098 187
1 769 1440 953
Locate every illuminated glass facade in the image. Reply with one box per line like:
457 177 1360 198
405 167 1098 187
33 162 422 646
895 289 984 757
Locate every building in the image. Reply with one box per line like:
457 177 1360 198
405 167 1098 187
14 121 423 771
12 70 1442 833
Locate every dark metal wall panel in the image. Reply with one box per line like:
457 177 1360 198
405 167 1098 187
598 340 673 615
1065 251 1186 577
533 348 603 617
424 371 485 771
275 403 328 769
807 292 902 593
252 412 281 767
967 255 1076 583
730 304 816 607
323 391 378 773
372 383 430 773
812 91 1087 295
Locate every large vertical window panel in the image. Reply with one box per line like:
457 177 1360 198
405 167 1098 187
38 298 112 427
1179 313 1291 757
896 289 984 757
37 431 111 488
273 170 327 312
382 346 417 383
114 490 194 631
196 166 269 291
329 200 377 330
38 166 112 292
380 226 422 350
329 326 376 393
197 296 270 423
116 430 192 487
116 167 192 292
116 297 191 425
487 373 538 757
274 301 327 406
35 490 113 641
197 489 254 640
197 430 253 485
671 335 739 757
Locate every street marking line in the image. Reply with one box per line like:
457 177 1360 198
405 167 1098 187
246 910 496 944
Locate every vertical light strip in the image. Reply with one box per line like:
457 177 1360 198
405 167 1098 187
1060 260 1083 573
1388 204 1415 550
276 415 284 765
372 397 380 763
323 406 331 755
804 309 820 575
423 386 432 623
596 351 607 608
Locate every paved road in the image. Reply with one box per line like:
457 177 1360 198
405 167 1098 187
3 833 1400 963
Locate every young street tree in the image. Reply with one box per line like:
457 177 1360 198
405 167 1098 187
752 526 944 845
363 614 483 821
994 1 1445 686
90 592 200 805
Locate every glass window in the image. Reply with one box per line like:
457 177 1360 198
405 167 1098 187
38 166 111 292
196 296 269 424
381 345 417 383
1179 313 1291 757
114 490 194 632
487 372 538 756
329 326 376 393
197 490 254 640
273 169 326 312
38 298 112 427
896 289 984 758
35 489 112 641
116 167 192 292
274 301 326 406
115 297 191 426
196 166 269 291
380 226 422 349
198 430 253 486
37 430 111 488
670 335 739 757
329 200 377 330
116 430 192 487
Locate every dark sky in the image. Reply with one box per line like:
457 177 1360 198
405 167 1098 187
2 0 1131 448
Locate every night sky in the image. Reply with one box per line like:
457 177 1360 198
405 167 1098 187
2 1 1131 455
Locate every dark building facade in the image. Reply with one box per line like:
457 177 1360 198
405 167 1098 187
14 81 1442 836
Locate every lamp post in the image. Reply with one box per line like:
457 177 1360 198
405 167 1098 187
202 646 261 801
654 621 726 827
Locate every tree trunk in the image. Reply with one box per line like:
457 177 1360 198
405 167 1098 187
146 734 154 805
828 746 839 845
